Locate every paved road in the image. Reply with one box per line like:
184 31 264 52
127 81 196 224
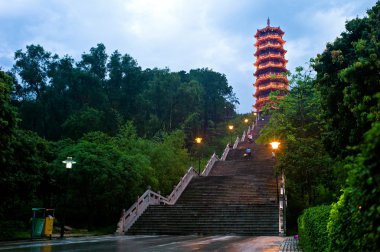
0 235 285 252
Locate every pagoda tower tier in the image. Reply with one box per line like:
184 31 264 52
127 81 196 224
253 18 289 112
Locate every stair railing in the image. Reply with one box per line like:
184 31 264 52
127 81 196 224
166 166 198 204
115 189 169 234
241 130 246 142
233 136 240 149
201 153 219 176
116 151 221 234
220 144 230 161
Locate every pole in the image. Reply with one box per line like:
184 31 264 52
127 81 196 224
60 169 70 238
276 174 279 203
198 155 201 175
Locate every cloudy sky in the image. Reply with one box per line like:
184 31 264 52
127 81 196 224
0 0 377 113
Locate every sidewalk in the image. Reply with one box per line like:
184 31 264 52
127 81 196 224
279 237 303 252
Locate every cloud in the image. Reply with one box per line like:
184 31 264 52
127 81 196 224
0 0 377 113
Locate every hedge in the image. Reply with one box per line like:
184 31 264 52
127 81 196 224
298 205 331 252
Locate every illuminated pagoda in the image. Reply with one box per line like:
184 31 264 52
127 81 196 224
253 18 289 113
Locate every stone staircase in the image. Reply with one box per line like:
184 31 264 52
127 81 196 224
127 116 280 236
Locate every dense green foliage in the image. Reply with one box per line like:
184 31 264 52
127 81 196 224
313 2 380 158
0 42 240 237
257 67 336 231
11 44 237 141
328 121 380 251
48 126 189 228
314 2 380 251
298 205 331 252
261 4 380 250
0 70 18 166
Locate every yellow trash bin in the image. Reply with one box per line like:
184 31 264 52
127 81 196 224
43 209 55 238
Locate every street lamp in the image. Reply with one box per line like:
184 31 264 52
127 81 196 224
60 157 76 238
270 142 280 203
228 125 234 147
195 137 202 175
244 118 249 124
270 141 280 152
253 112 258 123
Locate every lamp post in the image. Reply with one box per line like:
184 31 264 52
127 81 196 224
270 141 280 202
270 141 286 235
228 124 234 147
253 112 258 123
60 157 76 238
244 118 249 124
195 137 202 175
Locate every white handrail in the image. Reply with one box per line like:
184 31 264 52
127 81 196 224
116 152 220 234
241 130 246 142
115 189 169 234
233 136 239 149
166 167 198 204
221 144 230 161
201 153 219 176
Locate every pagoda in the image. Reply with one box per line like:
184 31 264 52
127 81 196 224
253 18 289 113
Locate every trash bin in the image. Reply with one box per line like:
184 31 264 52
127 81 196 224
31 208 46 238
43 209 55 239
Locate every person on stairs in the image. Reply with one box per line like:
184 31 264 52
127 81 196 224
247 133 253 143
244 147 252 159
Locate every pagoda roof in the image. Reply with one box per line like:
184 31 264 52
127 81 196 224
254 54 288 66
254 26 284 38
254 94 286 106
255 61 287 71
254 83 289 97
255 35 285 46
254 74 289 87
254 45 286 56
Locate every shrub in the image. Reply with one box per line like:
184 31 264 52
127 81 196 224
0 220 26 240
327 122 380 251
298 205 331 252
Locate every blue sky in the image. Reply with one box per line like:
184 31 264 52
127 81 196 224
0 0 377 113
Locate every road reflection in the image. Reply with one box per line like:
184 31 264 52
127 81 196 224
0 235 284 252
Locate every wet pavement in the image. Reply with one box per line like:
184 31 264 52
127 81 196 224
0 235 286 252
279 238 303 252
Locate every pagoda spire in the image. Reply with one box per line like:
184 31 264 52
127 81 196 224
267 17 270 26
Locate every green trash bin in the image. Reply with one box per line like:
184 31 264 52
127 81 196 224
31 208 46 238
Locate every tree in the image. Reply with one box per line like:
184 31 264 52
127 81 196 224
188 68 238 132
328 120 380 251
78 43 108 80
13 44 51 100
257 66 335 231
313 2 380 158
0 70 18 166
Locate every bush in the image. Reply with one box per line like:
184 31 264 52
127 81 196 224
0 220 26 240
327 122 380 252
298 205 331 252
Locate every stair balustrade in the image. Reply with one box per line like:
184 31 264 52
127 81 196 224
233 136 240 149
115 189 169 234
116 151 221 234
241 130 246 142
220 144 230 161
166 166 198 204
201 153 219 176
